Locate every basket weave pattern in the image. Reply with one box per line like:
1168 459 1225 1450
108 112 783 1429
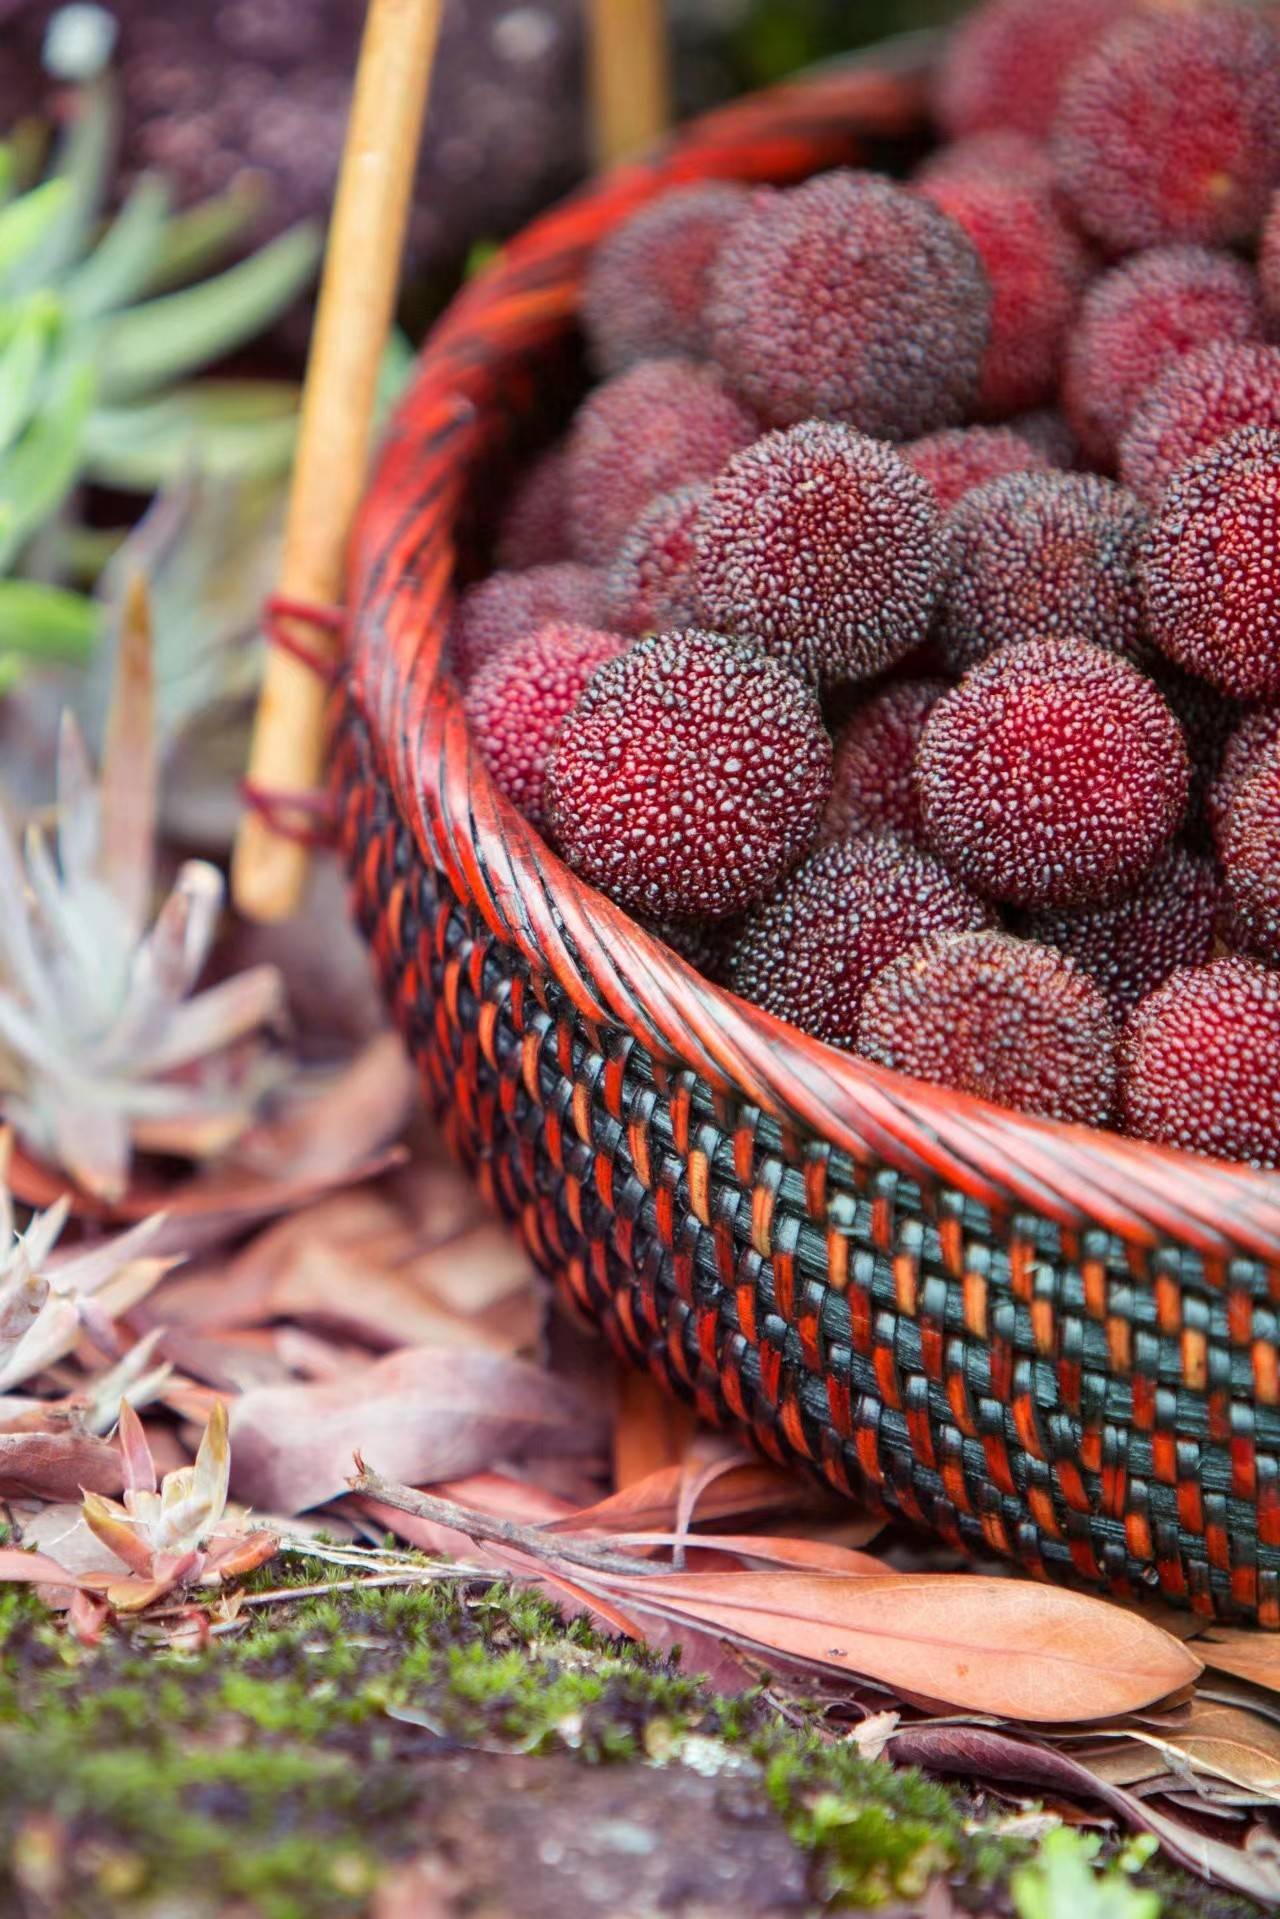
338 51 1280 1626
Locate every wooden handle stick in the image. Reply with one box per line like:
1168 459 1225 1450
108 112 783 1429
587 0 672 169
233 0 443 923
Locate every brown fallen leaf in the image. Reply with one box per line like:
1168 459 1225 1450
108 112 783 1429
548 1457 834 1536
1199 1629 1280 1695
612 1368 698 1489
1119 1697 1280 1800
608 1532 888 1575
230 1347 605 1514
0 1431 124 1500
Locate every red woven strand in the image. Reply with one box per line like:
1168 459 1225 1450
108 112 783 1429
263 594 346 682
239 778 337 848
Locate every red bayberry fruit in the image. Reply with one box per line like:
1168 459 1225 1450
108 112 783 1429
821 679 950 847
1121 956 1280 1168
603 483 708 636
917 173 1091 416
707 170 991 440
916 130 1056 197
1221 737 1280 962
726 833 991 1051
1261 188 1280 324
464 621 629 833
1155 664 1243 852
450 561 606 682
1053 8 1280 255
1063 246 1265 469
1140 427 1280 701
1209 706 1280 843
934 0 1121 141
1119 343 1280 506
1010 409 1081 470
916 637 1190 909
582 181 749 374
1023 843 1221 1020
857 930 1118 1125
695 422 946 688
544 630 832 922
565 357 756 565
936 471 1151 675
904 425 1050 511
495 443 574 570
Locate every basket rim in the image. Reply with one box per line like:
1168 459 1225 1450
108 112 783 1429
345 49 1280 1265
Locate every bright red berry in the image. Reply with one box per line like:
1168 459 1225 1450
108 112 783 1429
450 562 606 682
1121 956 1280 1168
821 680 949 847
603 483 708 636
1119 342 1280 506
904 425 1050 511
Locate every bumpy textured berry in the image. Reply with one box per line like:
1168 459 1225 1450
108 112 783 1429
695 423 946 688
916 130 1056 197
464 621 629 832
1120 342 1280 507
1261 188 1280 323
495 443 573 570
544 630 832 922
565 357 756 565
856 930 1118 1126
1140 428 1280 701
1156 664 1242 851
934 0 1121 141
1053 8 1280 254
918 173 1091 416
707 170 991 440
1063 247 1265 469
917 637 1190 909
904 425 1049 511
1121 957 1280 1168
1023 844 1221 1020
821 680 950 847
450 562 606 682
1010 409 1081 470
582 182 749 374
936 471 1150 674
1210 706 1280 844
603 483 708 636
1221 738 1280 962
726 834 991 1052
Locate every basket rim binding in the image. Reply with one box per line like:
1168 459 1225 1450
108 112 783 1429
345 47 1280 1270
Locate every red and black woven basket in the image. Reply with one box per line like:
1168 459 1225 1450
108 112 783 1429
336 40 1280 1628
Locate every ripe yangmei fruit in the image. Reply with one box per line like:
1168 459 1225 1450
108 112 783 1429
1023 843 1221 1020
582 181 749 374
936 471 1150 674
821 680 950 848
1119 341 1280 506
1261 187 1280 325
604 483 708 636
545 630 832 923
934 0 1121 142
1220 738 1280 963
1063 247 1265 469
1121 957 1280 1168
695 423 946 688
1139 428 1280 702
464 622 629 832
904 424 1050 510
496 444 573 570
707 170 991 439
916 637 1189 909
726 834 992 1052
565 356 756 564
1210 707 1280 844
856 930 1118 1126
915 130 1056 198
450 562 606 683
1053 7 1280 254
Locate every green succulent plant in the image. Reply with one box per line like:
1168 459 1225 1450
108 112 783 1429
0 7 320 682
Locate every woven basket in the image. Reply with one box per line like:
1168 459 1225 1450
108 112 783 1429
336 41 1280 1628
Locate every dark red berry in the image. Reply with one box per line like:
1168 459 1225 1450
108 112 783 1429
916 130 1056 197
1140 427 1280 701
934 0 1122 142
603 483 708 636
726 833 991 1051
916 637 1190 909
821 680 950 847
1009 409 1081 470
544 630 832 922
856 930 1118 1126
695 423 946 688
1119 343 1280 506
464 621 629 832
904 425 1049 512
918 172 1091 416
1209 706 1280 844
1156 664 1242 851
936 471 1151 675
582 182 749 374
707 170 991 439
1063 246 1265 469
1023 843 1221 1020
1221 737 1280 963
565 356 756 565
495 443 573 570
450 562 606 682
1121 956 1280 1168
1053 8 1280 254
1260 187 1280 324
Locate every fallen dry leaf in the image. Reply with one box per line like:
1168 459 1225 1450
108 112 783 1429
612 1368 698 1489
548 1457 835 1537
1199 1630 1280 1696
0 1431 124 1500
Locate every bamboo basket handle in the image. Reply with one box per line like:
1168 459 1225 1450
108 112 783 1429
588 0 673 166
233 0 443 923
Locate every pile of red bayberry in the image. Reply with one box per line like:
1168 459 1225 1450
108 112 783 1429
451 0 1280 1171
